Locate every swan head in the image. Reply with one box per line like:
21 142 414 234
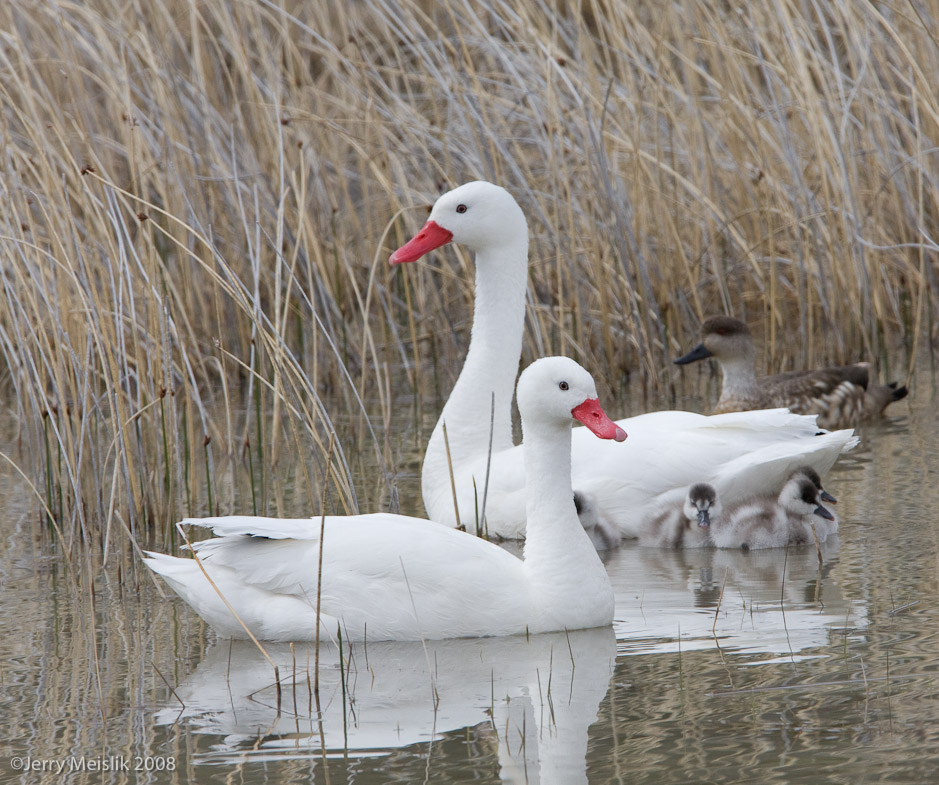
684 482 718 529
389 181 527 264
516 356 627 442
674 315 755 365
780 473 835 521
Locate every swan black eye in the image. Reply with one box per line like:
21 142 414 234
559 381 569 391
456 204 468 214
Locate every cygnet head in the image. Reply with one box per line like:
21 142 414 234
516 357 627 442
792 465 837 504
685 483 719 529
573 490 594 520
779 474 835 522
674 315 755 365
389 181 527 264
574 490 621 550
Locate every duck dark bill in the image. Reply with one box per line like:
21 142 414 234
571 399 627 442
674 343 713 365
389 220 454 265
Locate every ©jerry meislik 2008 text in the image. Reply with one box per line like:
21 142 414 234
9 755 176 773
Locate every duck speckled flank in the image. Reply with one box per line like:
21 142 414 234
675 316 908 429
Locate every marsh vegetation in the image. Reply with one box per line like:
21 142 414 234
1 5 938 778
2 0 937 557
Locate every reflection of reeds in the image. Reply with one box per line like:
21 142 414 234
1 0 937 558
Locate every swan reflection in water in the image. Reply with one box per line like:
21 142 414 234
156 625 616 784
155 538 866 780
606 537 867 658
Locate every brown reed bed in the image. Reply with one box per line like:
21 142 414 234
1 0 937 563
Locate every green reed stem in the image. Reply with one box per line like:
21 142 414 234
182 406 192 520
246 437 258 516
254 366 264 514
202 435 213 515
42 412 53 532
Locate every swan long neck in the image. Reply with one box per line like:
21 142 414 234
422 237 528 515
521 421 609 603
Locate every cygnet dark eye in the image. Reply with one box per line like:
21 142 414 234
558 381 569 391
456 204 468 214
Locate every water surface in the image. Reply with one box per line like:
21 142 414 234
1 382 937 784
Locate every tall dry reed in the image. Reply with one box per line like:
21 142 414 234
1 0 937 563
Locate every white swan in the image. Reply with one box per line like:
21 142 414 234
390 181 856 541
144 356 623 642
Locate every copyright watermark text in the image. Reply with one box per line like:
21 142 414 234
9 755 176 773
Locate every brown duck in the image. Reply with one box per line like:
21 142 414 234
675 316 908 429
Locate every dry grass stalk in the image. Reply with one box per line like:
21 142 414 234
0 0 936 567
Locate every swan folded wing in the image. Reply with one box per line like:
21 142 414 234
143 550 335 639
567 415 850 502
462 409 828 504
314 522 529 639
176 515 528 638
615 407 823 437
180 512 428 541
567 420 855 538
705 428 857 490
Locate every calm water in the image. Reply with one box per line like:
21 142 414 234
2 379 938 784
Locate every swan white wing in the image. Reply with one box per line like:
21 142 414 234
702 429 855 493
144 550 338 640
606 407 824 442
153 514 529 640
180 512 427 541
572 424 854 537
444 408 855 540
